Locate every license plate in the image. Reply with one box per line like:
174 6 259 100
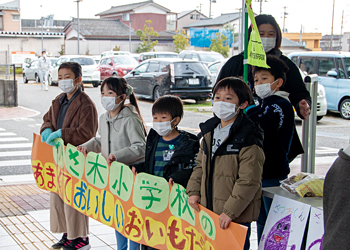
188 78 200 85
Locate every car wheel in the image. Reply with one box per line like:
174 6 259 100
48 75 53 86
23 74 28 83
153 86 162 100
316 116 323 121
92 81 99 87
35 74 40 83
340 98 350 119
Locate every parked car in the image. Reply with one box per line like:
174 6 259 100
130 53 140 62
99 55 138 80
100 51 131 58
124 58 213 101
178 50 225 65
92 56 100 65
207 59 227 84
51 55 100 87
288 51 349 118
23 57 58 85
138 52 179 63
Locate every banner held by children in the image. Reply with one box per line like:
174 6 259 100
245 0 270 68
31 133 248 250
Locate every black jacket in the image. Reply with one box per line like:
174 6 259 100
216 49 311 118
133 129 199 188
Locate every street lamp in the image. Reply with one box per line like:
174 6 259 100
209 0 216 18
75 0 82 55
41 16 44 52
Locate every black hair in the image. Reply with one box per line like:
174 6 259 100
212 77 253 105
42 51 46 54
152 95 184 120
248 14 282 50
252 55 289 85
58 62 84 91
101 77 147 135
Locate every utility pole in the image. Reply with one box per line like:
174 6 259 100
209 0 216 18
341 9 344 35
330 0 335 50
75 0 82 55
283 6 288 33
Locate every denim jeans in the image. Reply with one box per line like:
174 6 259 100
115 230 140 250
257 176 288 244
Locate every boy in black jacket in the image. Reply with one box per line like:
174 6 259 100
132 95 199 188
246 55 295 243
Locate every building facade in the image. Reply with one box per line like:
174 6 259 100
177 10 207 31
282 32 322 51
0 0 20 31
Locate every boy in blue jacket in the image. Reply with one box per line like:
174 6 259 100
247 55 295 243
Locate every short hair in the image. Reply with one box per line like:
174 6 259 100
42 51 46 54
212 77 253 106
248 14 282 50
252 55 289 85
58 62 82 79
152 95 183 119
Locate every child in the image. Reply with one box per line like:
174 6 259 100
247 55 295 242
186 77 265 250
40 62 98 250
132 95 199 250
77 76 146 250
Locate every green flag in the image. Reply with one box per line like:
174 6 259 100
245 0 270 68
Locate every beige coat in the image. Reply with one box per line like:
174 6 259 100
81 105 146 165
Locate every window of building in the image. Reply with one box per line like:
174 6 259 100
122 13 130 21
167 13 177 31
0 17 3 30
190 14 195 19
196 14 200 19
12 14 20 21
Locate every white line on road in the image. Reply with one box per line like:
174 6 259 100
0 132 17 137
0 159 31 167
0 137 29 142
0 128 6 131
0 151 32 157
0 143 32 149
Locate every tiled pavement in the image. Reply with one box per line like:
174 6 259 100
0 174 259 250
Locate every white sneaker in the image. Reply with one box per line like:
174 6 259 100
45 86 48 91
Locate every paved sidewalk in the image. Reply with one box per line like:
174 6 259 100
0 174 259 250
0 106 40 121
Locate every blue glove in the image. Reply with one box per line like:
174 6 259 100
45 129 62 146
41 128 52 142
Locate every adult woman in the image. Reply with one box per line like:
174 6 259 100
216 14 311 120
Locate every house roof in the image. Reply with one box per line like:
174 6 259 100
95 0 170 16
184 12 240 28
0 0 19 10
64 18 175 40
178 10 207 19
281 37 306 48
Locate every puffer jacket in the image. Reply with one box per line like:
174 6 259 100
186 112 265 223
133 129 199 188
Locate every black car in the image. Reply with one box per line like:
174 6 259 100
124 58 213 101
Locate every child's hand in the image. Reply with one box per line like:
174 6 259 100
76 146 87 156
188 195 201 212
219 213 232 229
131 166 137 175
107 154 116 165
168 178 174 186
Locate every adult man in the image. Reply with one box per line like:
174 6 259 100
38 51 51 91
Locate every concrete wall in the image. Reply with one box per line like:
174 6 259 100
0 79 17 107
2 10 21 31
0 36 65 59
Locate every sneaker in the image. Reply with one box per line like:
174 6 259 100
51 233 71 249
62 237 91 250
45 86 48 91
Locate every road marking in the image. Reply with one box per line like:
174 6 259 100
315 147 339 155
0 137 29 142
0 159 31 167
0 151 32 157
0 143 32 149
0 132 17 137
0 128 5 132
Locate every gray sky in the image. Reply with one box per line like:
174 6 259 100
3 0 350 35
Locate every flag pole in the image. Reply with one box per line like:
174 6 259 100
243 3 249 83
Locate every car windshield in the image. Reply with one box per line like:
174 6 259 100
70 58 95 65
113 56 138 65
174 62 209 75
199 53 224 62
50 59 58 66
156 54 179 58
344 58 350 78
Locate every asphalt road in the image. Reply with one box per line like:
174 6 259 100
0 78 349 176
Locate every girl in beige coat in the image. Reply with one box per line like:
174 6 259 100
77 77 146 250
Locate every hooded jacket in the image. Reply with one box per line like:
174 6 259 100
133 128 199 188
186 112 265 223
81 105 146 166
40 91 98 146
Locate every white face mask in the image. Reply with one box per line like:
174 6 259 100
255 80 278 99
153 118 175 136
101 95 123 111
261 37 276 53
212 101 239 121
58 79 77 94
